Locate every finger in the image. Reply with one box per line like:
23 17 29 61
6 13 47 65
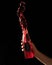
22 48 24 51
21 45 24 48
21 42 23 45
21 42 24 46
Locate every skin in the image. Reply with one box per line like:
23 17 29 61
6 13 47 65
21 41 52 65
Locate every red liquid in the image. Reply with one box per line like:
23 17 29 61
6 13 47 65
24 43 35 59
24 51 34 59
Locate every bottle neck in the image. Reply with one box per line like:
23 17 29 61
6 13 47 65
22 28 31 43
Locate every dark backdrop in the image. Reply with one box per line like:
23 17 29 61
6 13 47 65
0 0 52 65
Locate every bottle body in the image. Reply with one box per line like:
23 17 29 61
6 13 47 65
24 42 35 59
22 29 35 59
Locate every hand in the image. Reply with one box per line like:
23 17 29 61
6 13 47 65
21 41 38 56
21 41 52 65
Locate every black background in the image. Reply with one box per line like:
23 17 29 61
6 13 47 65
0 0 52 65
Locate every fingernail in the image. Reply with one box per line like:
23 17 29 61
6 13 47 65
22 49 24 51
21 46 23 48
21 42 23 45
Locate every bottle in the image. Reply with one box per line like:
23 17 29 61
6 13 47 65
17 1 35 59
